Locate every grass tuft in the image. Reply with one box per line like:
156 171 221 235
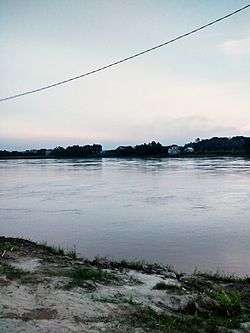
38 242 65 256
195 269 250 283
67 249 77 259
0 242 18 254
213 289 242 317
38 242 77 258
130 305 250 333
119 259 146 271
152 281 181 292
66 266 119 289
0 263 28 280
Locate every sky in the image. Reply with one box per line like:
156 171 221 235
1 0 250 150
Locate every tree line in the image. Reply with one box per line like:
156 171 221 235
0 144 102 158
1 136 250 158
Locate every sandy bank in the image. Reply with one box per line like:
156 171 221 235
0 236 249 333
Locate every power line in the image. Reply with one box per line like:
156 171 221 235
1 4 249 103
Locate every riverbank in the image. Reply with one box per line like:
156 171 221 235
0 237 250 333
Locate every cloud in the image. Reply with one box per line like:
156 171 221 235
1 69 249 150
219 37 250 55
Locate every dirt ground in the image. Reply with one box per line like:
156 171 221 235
0 236 249 333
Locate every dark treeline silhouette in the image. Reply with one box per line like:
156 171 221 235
184 136 250 156
104 141 168 157
1 136 250 159
0 149 48 158
52 144 102 158
0 145 102 158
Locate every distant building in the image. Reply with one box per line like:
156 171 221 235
117 146 128 150
168 145 181 156
45 149 53 157
184 147 194 153
26 149 37 154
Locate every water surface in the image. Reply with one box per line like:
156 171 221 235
0 157 249 274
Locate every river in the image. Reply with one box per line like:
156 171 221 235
0 157 249 275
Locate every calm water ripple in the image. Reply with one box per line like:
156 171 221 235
0 157 250 274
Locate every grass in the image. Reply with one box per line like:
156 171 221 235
66 266 120 289
0 263 28 280
0 261 119 289
0 262 44 285
130 306 250 333
67 248 77 259
126 294 138 305
38 242 66 255
0 242 18 254
91 294 140 306
152 281 181 291
119 259 146 271
19 274 43 284
213 290 242 317
0 237 78 259
100 258 175 274
126 275 144 286
195 269 250 284
38 241 77 258
182 270 250 294
132 308 204 333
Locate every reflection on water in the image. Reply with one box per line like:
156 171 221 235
0 157 250 274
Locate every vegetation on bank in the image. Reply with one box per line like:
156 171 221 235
1 136 250 158
0 236 250 333
130 306 250 333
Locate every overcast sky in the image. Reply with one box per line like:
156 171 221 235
1 0 250 150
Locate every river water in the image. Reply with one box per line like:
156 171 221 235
0 157 249 275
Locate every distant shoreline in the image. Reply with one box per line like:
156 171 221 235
1 136 250 159
1 153 250 160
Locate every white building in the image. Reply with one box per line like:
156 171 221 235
184 147 194 153
168 145 181 156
